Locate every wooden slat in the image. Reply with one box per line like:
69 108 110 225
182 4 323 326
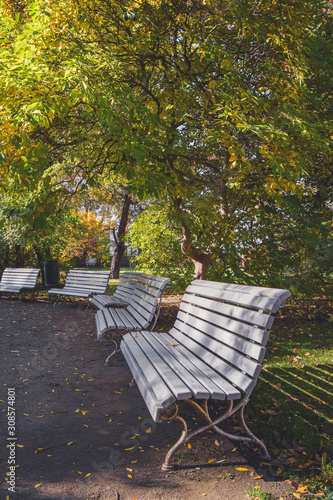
176 310 267 362
181 294 274 330
173 318 264 376
118 280 290 428
168 325 256 393
140 331 210 399
187 283 290 313
149 332 229 399
48 269 110 298
0 268 40 293
127 298 155 322
124 306 151 329
121 340 170 422
123 332 192 401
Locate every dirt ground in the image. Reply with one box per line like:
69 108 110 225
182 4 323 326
0 296 295 500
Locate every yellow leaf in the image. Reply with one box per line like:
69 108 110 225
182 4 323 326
77 471 82 474
67 441 74 446
81 410 89 415
115 391 122 394
277 467 283 475
235 467 249 471
187 443 192 449
215 440 220 446
127 474 132 479
126 468 133 472
146 427 152 433
124 446 135 451
35 448 45 453
254 475 263 479
232 448 237 452
254 485 261 489
296 486 308 493
208 459 215 463
34 483 42 488
16 444 24 448
85 473 91 477
74 409 80 413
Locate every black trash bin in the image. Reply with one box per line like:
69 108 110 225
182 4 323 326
43 260 60 286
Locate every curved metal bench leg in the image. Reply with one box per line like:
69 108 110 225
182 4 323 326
160 398 269 470
104 340 120 365
187 399 270 459
162 406 187 471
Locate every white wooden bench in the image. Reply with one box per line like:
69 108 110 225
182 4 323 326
120 279 291 470
48 269 110 300
94 272 173 363
0 268 40 294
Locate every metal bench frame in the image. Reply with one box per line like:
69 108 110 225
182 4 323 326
120 280 291 470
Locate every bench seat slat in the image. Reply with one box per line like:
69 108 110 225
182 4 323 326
48 289 92 298
147 330 241 398
121 342 166 422
140 331 211 399
91 295 129 308
123 333 176 408
115 309 143 330
150 332 233 399
123 332 193 400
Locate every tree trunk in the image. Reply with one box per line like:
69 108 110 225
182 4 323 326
110 193 132 279
181 225 212 280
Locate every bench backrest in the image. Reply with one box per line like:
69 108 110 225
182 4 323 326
64 270 110 294
169 280 291 398
0 268 40 288
115 272 172 325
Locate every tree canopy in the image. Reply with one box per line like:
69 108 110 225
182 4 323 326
0 0 332 287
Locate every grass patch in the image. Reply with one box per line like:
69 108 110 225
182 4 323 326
246 303 333 498
246 487 272 500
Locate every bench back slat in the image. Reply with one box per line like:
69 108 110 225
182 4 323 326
164 280 291 396
0 268 40 290
187 281 291 313
63 270 110 293
180 294 274 332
